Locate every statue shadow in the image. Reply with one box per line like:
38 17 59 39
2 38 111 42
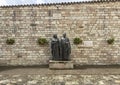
74 64 120 69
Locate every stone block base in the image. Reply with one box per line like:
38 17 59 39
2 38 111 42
49 60 74 69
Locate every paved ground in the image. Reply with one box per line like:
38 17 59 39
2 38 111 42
0 66 120 85
0 66 120 75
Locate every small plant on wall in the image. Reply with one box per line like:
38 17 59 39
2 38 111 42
6 38 15 45
73 37 82 45
107 38 115 45
37 38 48 45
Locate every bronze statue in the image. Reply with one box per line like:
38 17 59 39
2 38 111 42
51 33 71 61
60 33 71 61
51 34 60 61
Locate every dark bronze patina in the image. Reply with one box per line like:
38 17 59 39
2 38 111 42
51 33 71 61
51 34 60 60
60 33 71 61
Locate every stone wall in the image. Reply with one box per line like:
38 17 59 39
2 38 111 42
0 74 120 85
0 1 120 66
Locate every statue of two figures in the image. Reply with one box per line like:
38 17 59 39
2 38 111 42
51 33 71 61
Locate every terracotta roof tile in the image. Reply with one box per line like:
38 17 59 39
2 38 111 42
0 0 119 8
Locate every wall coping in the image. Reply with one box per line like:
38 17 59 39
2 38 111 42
0 0 119 8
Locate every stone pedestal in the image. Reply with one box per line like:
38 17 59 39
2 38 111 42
49 60 74 69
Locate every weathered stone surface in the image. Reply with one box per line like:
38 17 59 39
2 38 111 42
0 75 119 85
0 1 119 66
49 60 74 69
27 80 38 85
83 41 93 47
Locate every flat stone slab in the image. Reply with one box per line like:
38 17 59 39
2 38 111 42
49 60 74 69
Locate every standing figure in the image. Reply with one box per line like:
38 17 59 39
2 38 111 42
51 34 60 61
60 33 71 61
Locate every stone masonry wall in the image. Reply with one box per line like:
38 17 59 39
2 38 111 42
0 1 120 66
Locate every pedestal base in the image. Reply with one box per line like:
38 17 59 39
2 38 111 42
49 60 74 69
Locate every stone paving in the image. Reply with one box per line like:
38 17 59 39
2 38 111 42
0 74 120 85
0 67 120 85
